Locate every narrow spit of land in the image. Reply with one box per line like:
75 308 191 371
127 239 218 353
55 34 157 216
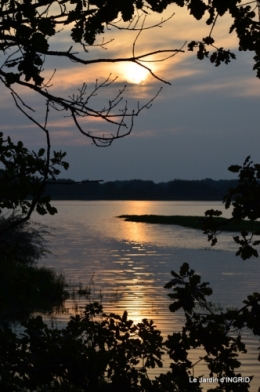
118 215 260 232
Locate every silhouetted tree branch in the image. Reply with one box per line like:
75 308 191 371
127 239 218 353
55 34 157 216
203 157 260 259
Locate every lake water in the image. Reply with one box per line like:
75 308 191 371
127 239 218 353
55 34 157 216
33 201 260 388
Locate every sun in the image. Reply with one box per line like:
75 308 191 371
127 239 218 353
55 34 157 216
121 62 150 84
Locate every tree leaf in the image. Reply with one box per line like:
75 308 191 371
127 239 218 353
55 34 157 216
30 33 49 51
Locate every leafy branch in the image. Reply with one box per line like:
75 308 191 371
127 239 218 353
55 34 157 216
202 157 260 260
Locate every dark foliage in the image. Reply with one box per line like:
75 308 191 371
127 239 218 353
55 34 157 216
0 263 258 391
0 215 68 322
0 214 50 265
203 157 260 259
0 263 68 324
0 132 69 236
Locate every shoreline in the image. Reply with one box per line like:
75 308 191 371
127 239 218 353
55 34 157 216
118 215 260 232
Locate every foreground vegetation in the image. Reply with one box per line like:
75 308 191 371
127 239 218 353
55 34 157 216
0 215 69 323
0 262 68 323
1 262 259 392
118 215 260 232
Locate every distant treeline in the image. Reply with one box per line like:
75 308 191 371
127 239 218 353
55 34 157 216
44 179 238 200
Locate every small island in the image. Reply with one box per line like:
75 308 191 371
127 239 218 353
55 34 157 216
118 215 260 232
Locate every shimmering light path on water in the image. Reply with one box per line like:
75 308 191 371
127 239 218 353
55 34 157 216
33 201 260 388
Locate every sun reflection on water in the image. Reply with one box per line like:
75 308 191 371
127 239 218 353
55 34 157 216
36 201 260 388
122 221 151 245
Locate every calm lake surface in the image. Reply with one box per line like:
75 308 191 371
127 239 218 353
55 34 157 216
33 201 260 387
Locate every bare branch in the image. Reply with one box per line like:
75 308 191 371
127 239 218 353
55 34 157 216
20 47 184 67
109 12 175 31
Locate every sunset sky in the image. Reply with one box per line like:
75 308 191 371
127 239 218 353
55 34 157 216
1 4 260 182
